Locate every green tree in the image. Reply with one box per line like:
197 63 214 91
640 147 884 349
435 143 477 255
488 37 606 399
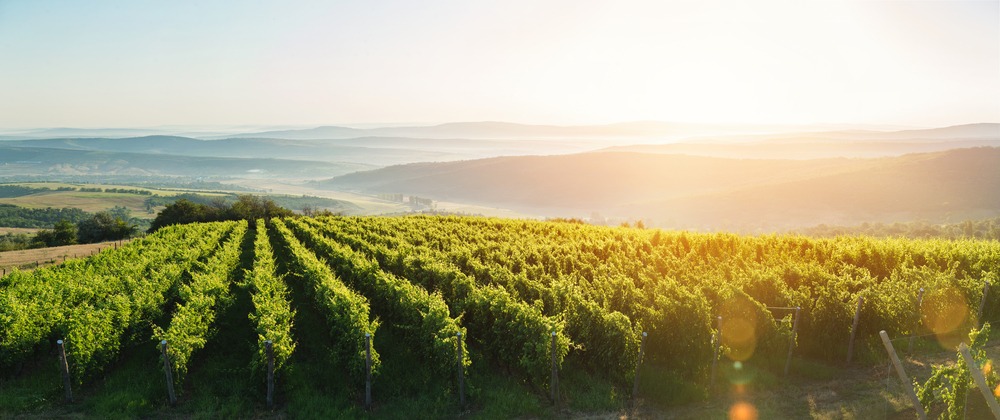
149 199 213 232
31 220 77 247
109 205 131 221
148 195 293 232
227 195 293 223
52 220 77 245
77 211 136 243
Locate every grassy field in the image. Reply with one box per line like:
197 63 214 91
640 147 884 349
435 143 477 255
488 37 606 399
0 182 236 221
0 191 157 219
0 182 173 220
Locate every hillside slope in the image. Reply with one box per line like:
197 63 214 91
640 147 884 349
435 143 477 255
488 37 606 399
319 147 1000 229
604 123 1000 159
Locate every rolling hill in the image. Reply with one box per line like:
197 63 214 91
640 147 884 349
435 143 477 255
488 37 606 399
2 135 596 166
0 146 370 178
604 123 1000 159
317 147 1000 230
219 121 872 141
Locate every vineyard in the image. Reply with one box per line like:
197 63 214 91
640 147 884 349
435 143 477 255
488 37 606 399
1 215 999 418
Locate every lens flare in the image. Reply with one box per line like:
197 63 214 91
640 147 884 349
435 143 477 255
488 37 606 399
719 296 760 361
721 318 757 361
921 287 970 349
728 402 759 420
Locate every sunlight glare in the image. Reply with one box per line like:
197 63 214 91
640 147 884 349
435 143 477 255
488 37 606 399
720 296 760 361
920 287 969 349
728 401 759 420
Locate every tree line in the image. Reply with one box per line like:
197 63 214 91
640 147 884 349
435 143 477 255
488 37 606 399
1 207 139 251
796 217 1000 241
1 195 294 252
148 195 293 232
0 204 91 228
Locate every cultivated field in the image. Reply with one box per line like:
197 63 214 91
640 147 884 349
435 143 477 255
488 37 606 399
1 216 998 418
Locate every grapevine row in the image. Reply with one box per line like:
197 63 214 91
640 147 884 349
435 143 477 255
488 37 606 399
0 221 235 380
312 217 643 380
284 218 466 378
270 218 378 379
300 217 569 387
245 220 296 373
155 220 248 382
312 216 1000 367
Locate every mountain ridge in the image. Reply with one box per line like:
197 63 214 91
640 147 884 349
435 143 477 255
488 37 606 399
218 121 995 141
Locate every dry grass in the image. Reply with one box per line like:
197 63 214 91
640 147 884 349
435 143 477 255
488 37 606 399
0 239 128 272
0 227 40 235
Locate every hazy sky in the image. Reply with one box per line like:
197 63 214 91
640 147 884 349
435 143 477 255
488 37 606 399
1 0 997 128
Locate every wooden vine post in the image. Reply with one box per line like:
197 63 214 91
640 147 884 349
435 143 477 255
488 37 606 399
57 339 73 403
879 331 926 420
265 340 275 409
977 280 991 328
160 340 177 406
908 288 924 353
456 332 466 407
632 331 647 400
958 343 1000 419
365 333 373 409
784 307 800 376
550 331 559 404
710 316 722 390
847 296 864 364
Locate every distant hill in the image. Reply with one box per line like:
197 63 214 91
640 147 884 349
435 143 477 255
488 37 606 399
5 127 173 139
605 139 1000 159
220 121 846 141
3 136 463 167
0 126 308 140
623 147 1000 230
0 146 369 179
604 123 1000 159
3 135 596 166
857 123 1000 140
718 123 1000 143
317 147 1000 230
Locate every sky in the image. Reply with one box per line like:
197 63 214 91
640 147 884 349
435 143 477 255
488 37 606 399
0 0 997 129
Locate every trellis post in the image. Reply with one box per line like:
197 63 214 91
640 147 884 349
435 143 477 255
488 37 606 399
161 340 177 405
784 307 800 376
847 296 864 364
908 288 924 353
879 331 926 420
57 340 73 403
